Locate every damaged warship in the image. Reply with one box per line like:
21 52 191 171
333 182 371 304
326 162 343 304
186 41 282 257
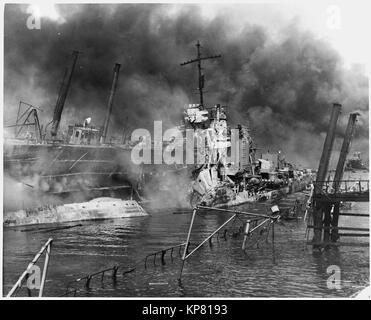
139 41 313 209
4 44 314 226
183 105 313 208
345 152 368 171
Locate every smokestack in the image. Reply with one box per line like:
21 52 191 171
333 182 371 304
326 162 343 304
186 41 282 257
101 63 121 143
51 50 79 137
332 112 359 192
315 102 342 193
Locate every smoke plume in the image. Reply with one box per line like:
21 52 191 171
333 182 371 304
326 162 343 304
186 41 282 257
4 3 369 168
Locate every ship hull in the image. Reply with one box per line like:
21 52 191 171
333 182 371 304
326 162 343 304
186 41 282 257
4 140 135 177
190 178 311 210
3 140 140 212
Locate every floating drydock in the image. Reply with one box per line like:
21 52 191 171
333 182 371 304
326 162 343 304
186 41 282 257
4 198 147 227
4 52 139 210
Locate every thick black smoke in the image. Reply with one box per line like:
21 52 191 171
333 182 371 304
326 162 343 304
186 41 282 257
4 4 369 168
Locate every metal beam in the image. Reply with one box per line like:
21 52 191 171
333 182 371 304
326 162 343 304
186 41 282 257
333 113 359 192
315 103 342 193
102 63 121 143
7 238 53 297
312 103 342 246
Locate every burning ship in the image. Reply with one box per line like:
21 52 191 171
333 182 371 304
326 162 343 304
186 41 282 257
4 44 314 225
345 152 368 171
138 42 313 209
183 55 313 207
182 104 312 208
4 51 145 225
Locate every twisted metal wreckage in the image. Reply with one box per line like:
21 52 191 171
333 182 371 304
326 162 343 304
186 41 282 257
6 203 284 297
5 42 312 297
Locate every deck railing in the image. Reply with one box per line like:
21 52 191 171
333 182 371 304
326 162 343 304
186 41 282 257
315 180 369 194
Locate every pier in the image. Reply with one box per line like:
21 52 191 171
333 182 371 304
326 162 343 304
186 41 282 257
307 105 369 248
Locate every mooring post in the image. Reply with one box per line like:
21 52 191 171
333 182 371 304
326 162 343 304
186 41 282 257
85 276 92 289
313 205 324 245
242 221 250 250
271 220 276 264
323 204 332 243
161 250 166 265
331 203 340 242
112 266 118 279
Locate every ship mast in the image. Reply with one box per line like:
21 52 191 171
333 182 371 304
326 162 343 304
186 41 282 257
180 41 221 108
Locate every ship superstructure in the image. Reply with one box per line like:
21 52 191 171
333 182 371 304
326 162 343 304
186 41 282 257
179 42 313 208
345 152 368 171
3 44 314 213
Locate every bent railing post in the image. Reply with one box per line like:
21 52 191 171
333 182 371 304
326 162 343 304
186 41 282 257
179 208 197 279
178 205 281 280
7 238 53 297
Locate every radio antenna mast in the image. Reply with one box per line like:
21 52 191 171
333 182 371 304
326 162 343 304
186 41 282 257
180 41 221 108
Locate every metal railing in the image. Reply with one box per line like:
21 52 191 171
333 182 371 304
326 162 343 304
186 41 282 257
60 205 287 295
144 243 187 268
62 242 188 296
178 205 280 279
315 180 369 194
7 238 53 297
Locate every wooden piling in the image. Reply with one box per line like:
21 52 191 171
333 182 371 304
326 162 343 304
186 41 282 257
323 204 332 243
331 203 340 242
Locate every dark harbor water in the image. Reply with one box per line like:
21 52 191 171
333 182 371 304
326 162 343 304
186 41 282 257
3 196 369 298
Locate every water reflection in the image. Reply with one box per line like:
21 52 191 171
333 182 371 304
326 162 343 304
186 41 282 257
3 202 369 297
